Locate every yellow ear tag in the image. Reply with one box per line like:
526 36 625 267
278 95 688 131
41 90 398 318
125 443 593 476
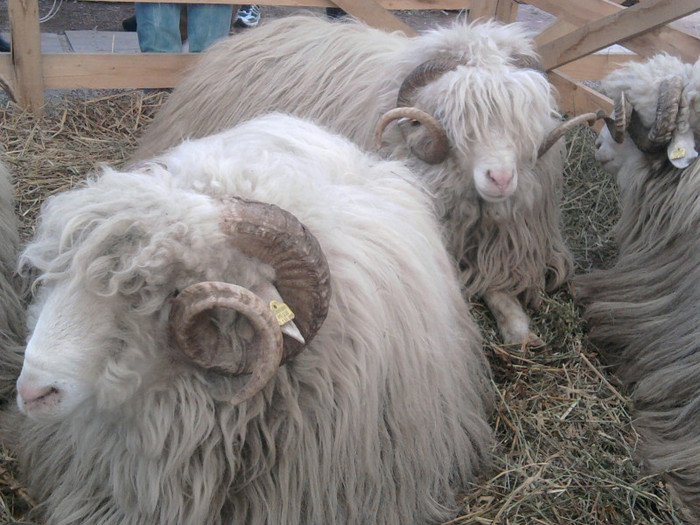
670 146 687 160
270 300 296 326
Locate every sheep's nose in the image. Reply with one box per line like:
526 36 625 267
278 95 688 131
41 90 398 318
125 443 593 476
594 140 602 150
18 380 56 404
17 374 60 408
486 169 514 190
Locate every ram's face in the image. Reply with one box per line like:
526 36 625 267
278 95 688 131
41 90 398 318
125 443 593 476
16 280 126 422
15 173 331 423
594 123 644 179
440 65 552 203
376 56 555 204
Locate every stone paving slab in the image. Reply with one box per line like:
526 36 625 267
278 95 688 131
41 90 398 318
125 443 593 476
0 31 69 53
65 30 140 54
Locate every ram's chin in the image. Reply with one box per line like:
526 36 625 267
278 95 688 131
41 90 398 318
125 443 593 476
477 188 514 203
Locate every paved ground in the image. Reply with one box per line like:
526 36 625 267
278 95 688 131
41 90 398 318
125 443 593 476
0 2 697 54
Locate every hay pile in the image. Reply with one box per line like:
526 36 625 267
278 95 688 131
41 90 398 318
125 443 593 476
0 91 687 524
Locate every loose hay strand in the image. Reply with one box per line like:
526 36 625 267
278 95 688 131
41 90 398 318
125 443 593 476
0 92 688 524
0 90 169 241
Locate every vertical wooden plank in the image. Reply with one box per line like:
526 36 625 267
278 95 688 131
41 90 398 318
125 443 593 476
470 0 518 24
494 0 518 23
8 0 44 112
468 0 497 21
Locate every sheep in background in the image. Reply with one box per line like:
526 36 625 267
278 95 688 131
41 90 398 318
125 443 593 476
131 15 593 347
576 54 700 520
0 160 25 401
7 114 493 525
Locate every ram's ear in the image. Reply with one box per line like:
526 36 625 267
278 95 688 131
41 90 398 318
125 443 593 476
667 129 698 169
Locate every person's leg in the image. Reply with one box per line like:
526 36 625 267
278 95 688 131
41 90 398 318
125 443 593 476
187 4 233 53
135 3 182 53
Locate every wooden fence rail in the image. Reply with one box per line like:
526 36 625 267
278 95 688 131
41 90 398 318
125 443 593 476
1 0 699 119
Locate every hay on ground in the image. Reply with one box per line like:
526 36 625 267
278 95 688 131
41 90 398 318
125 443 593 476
0 91 687 524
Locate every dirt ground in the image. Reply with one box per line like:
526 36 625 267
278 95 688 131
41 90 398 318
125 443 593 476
0 1 463 36
0 0 137 34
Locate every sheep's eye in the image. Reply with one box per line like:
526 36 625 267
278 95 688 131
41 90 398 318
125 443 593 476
410 119 421 127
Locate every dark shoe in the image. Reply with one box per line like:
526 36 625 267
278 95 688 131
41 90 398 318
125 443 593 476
122 15 137 32
0 37 9 52
235 5 261 28
326 8 345 19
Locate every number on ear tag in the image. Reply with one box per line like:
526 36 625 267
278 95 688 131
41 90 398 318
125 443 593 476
270 300 296 326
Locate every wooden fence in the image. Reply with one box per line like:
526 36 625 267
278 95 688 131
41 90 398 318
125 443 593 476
1 0 699 119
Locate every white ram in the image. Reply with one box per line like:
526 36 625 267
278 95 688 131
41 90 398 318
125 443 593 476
8 114 493 525
577 54 700 521
131 15 596 347
0 160 25 401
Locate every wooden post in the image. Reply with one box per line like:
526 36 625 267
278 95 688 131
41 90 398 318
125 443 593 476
8 0 44 113
469 0 518 23
549 70 612 130
494 0 518 23
468 0 497 21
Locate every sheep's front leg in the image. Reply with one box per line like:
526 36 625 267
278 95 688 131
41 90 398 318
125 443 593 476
483 290 544 348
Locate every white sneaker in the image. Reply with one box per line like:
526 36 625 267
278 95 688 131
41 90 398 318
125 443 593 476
235 5 261 28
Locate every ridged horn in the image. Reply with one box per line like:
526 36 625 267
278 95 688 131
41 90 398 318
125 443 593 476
379 58 459 164
538 110 605 158
676 85 691 135
628 76 684 153
603 91 631 144
218 196 331 361
169 281 283 405
374 107 450 164
397 58 462 108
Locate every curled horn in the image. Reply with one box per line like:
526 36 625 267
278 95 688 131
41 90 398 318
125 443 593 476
376 58 459 164
169 197 332 404
603 91 631 144
628 76 684 153
396 58 462 108
219 197 331 361
675 84 691 135
374 107 449 164
537 110 606 158
169 281 283 405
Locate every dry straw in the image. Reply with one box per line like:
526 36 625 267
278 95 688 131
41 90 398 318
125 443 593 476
0 91 687 524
